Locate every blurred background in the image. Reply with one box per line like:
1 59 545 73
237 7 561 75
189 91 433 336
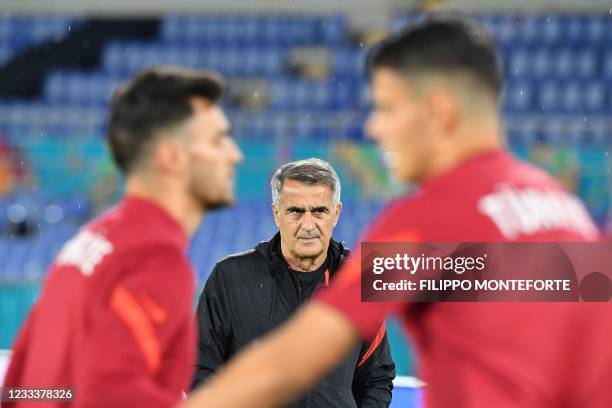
0 0 611 395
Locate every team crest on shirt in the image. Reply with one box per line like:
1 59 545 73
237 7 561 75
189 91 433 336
56 230 113 276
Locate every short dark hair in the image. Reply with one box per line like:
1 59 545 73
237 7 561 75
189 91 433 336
367 15 502 97
107 65 224 174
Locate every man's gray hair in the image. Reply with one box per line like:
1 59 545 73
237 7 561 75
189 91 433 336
271 158 341 207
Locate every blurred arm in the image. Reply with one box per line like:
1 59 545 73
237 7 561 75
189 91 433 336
182 301 360 408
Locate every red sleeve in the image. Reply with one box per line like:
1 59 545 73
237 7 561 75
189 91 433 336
315 200 422 339
314 249 403 339
2 306 37 393
74 246 194 408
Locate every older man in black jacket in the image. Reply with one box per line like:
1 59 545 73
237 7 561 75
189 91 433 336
192 158 395 407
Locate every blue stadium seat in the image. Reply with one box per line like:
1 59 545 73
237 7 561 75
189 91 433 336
240 16 261 45
506 48 529 79
574 48 597 79
540 15 563 45
160 15 182 43
260 47 285 76
559 81 582 113
553 48 574 78
43 71 66 102
328 77 353 110
564 16 585 46
269 78 293 110
536 80 561 113
0 16 80 52
503 81 533 113
582 81 606 113
101 42 128 74
332 47 366 77
515 15 541 45
494 15 518 46
584 15 605 44
44 70 123 107
104 42 287 77
317 15 347 44
507 130 536 147
531 48 552 78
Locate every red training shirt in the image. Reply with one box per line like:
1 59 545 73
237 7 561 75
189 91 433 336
317 149 611 408
3 197 195 408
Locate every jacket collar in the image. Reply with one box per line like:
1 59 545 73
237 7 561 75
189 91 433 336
257 232 350 317
255 232 349 276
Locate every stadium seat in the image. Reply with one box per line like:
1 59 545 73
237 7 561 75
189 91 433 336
503 80 533 113
582 81 606 113
537 80 561 113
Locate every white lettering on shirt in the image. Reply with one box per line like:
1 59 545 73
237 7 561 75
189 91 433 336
478 184 599 240
56 230 113 276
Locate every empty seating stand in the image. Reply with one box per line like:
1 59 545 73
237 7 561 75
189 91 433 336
0 12 610 284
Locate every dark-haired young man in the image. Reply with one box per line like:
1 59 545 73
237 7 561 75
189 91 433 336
185 16 610 408
3 66 243 408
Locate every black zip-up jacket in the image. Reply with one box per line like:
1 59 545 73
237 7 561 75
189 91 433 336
192 233 396 407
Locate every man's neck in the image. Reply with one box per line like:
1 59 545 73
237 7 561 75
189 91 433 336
280 242 328 272
418 121 503 184
125 175 205 236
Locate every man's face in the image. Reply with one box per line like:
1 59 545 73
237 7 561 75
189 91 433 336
273 179 341 262
365 68 434 182
184 98 243 210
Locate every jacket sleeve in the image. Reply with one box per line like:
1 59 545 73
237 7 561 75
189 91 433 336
191 263 233 389
74 246 194 408
351 322 396 408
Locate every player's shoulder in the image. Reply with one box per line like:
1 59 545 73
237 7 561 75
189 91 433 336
88 221 187 268
86 207 186 256
364 193 430 241
503 154 562 187
380 192 432 219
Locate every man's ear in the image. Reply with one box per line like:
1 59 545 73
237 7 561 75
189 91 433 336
272 203 280 228
333 202 343 227
155 138 188 174
424 88 460 139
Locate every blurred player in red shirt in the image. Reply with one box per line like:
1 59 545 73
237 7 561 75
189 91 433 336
185 16 611 408
3 66 243 408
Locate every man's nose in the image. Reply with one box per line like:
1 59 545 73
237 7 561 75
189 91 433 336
301 212 316 231
228 138 243 164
